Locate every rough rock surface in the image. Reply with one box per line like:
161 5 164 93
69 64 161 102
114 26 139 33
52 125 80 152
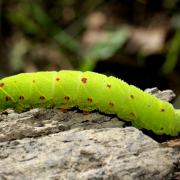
0 109 124 142
0 109 179 180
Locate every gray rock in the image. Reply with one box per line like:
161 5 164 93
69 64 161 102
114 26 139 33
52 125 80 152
144 87 176 102
0 109 179 180
0 109 124 142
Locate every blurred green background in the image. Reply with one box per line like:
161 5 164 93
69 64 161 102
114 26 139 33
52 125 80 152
0 0 180 99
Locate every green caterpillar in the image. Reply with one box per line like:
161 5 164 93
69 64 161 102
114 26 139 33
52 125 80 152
0 70 180 136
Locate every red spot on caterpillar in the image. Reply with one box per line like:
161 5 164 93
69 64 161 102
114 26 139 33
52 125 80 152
60 108 68 113
5 96 11 101
40 96 45 100
64 96 70 101
107 84 111 88
56 77 60 81
0 83 5 88
87 97 93 103
109 102 114 107
19 96 25 101
129 112 135 117
83 111 90 115
81 77 87 84
130 95 134 99
161 108 165 112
